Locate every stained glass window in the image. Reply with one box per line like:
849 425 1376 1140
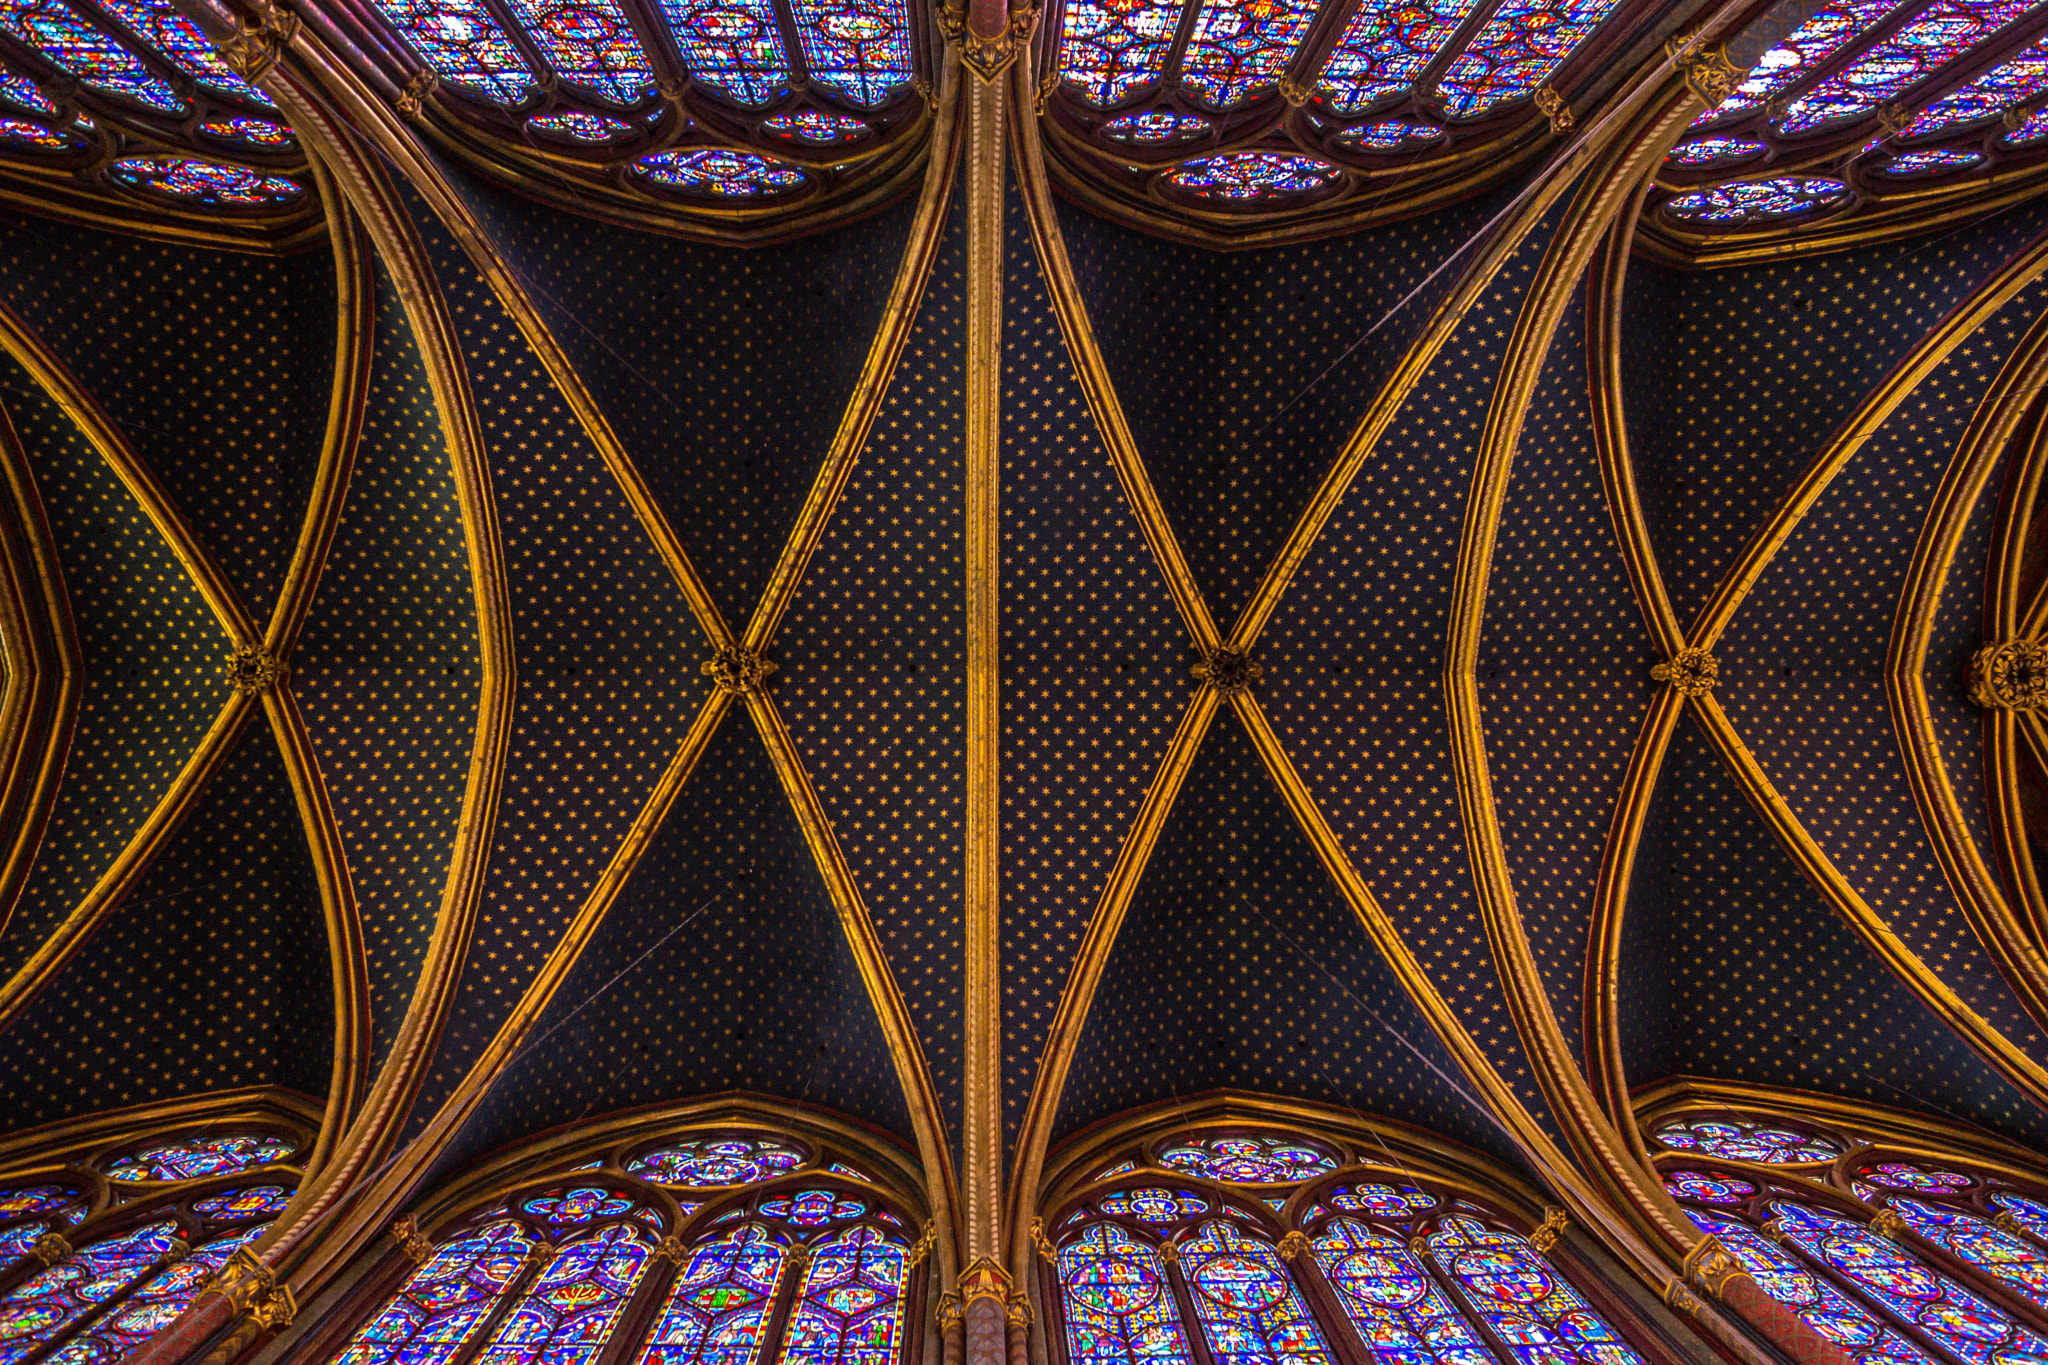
758 1191 867 1226
1427 1216 1645 1365
1332 119 1445 148
336 1222 536 1365
1325 1185 1437 1217
0 1220 182 1365
497 0 652 103
1312 1218 1492 1365
1056 0 1182 105
520 1187 639 1234
762 110 868 141
827 1165 871 1181
190 1187 293 1220
474 1225 651 1365
0 1188 83 1222
1878 148 1983 173
1778 0 2040 133
1679 1209 1931 1365
1694 0 1907 125
1662 1172 1756 1206
1663 136 1765 166
43 1225 269 1365
1857 1165 1974 1194
1883 1198 2048 1312
634 1225 786 1365
1434 0 1626 117
652 0 790 104
109 156 305 206
1158 1137 1340 1185
634 148 808 196
1178 1221 1333 1365
197 117 296 146
1059 1223 1196 1365
1166 151 1343 200
0 0 183 112
1994 1194 2048 1244
626 1139 806 1187
784 0 909 106
1906 33 2048 135
1769 1202 2048 1365
0 63 52 114
102 1135 296 1182
1661 177 1850 225
1097 1190 1209 1223
94 0 273 104
1316 0 1485 112
372 0 538 103
1178 0 1321 107
0 1225 46 1278
528 109 635 139
777 1226 907 1365
1096 1162 1143 1182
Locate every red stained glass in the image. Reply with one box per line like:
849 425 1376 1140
336 1222 534 1365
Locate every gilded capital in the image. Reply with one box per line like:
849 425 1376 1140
702 645 777 696
1005 1290 1032 1327
202 1246 276 1309
938 5 1038 81
1651 647 1716 697
1029 1217 1057 1262
1867 1209 1905 1240
1969 639 2048 710
391 1216 433 1265
1664 34 1738 107
1529 1207 1568 1253
907 1219 937 1268
1533 85 1573 133
397 69 439 118
1275 1230 1311 1261
30 1232 70 1267
958 1255 1012 1304
1682 1234 1739 1297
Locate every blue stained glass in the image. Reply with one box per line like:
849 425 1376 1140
1663 135 1766 165
1326 1186 1436 1218
475 1225 650 1365
1332 118 1445 147
198 116 295 145
627 1139 805 1189
1906 33 2048 133
1312 1218 1491 1365
1993 1195 2048 1243
1060 1223 1196 1365
1434 0 1625 117
1098 1163 1142 1181
1167 150 1341 199
1427 1216 1644 1365
0 62 52 113
192 1187 292 1220
46 1225 271 1365
1664 1172 1757 1206
497 0 650 102
0 0 183 112
94 0 273 103
1683 1209 1930 1365
763 110 869 140
1057 0 1182 105
0 1188 78 1223
1770 1201 2048 1365
828 1166 870 1181
776 1227 907 1365
1879 147 1982 172
1179 0 1322 107
374 0 537 103
1860 1166 1973 1194
786 0 911 106
337 1222 535 1365
0 1225 46 1278
656 0 788 103
634 1225 785 1365
0 1221 182 1365
635 147 807 195
1661 176 1849 224
521 1189 638 1233
1886 1199 2048 1313
1098 1191 1208 1224
2004 107 2048 141
1316 0 1482 112
1691 0 1905 126
527 108 633 138
105 1136 295 1182
110 156 304 205
1158 1138 1339 1186
1778 0 2041 134
759 1192 867 1226
1179 1221 1333 1365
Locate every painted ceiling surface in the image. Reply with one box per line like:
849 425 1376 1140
9 0 2048 1314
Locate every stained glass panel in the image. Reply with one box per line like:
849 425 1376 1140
1906 33 2048 135
1682 1210 1930 1365
496 0 650 102
1097 1191 1208 1224
1097 1163 1142 1181
528 108 634 138
1427 1216 1644 1365
1178 0 1321 107
1858 1165 1974 1194
1312 1218 1491 1365
1157 1138 1340 1185
198 117 296 146
372 0 537 103
0 1226 50 1279
759 1192 868 1226
0 0 183 112
0 63 52 114
1693 0 1905 125
2005 107 2048 142
0 1188 81 1222
1325 1185 1436 1218
1993 1194 2048 1243
1059 1223 1195 1365
777 1227 907 1365
1056 0 1181 105
635 147 808 195
521 1188 638 1234
655 0 788 103
1434 0 1626 117
634 1225 785 1365
1179 1221 1334 1365
45 1225 270 1365
785 0 909 105
1166 150 1341 199
1778 0 2041 134
1661 177 1850 224
0 1220 181 1365
103 1136 294 1183
763 110 870 140
1885 1198 2048 1312
1663 1172 1758 1206
1664 136 1766 165
626 1139 806 1188
95 0 272 103
1316 0 1484 112
1880 147 1985 170
1770 1201 2048 1365
337 1222 536 1365
474 1225 650 1365
110 157 305 205
191 1187 292 1221
1332 118 1445 147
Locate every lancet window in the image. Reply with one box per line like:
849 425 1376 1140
0 1122 309 1365
326 1126 928 1365
1651 1107 2048 1365
1039 1122 1653 1365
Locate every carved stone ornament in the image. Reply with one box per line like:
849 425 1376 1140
1029 1216 1056 1262
1969 639 2048 710
391 1216 433 1265
1275 1230 1311 1262
202 1246 276 1309
216 0 298 82
1193 646 1262 696
653 1233 688 1264
225 644 288 696
702 645 777 696
1867 1209 1906 1240
1005 1290 1032 1328
1995 1210 2029 1236
907 1219 938 1268
1651 647 1717 696
959 1254 1012 1303
251 1285 296 1331
1759 1216 1791 1247
1664 34 1739 108
938 5 1038 81
1276 75 1314 107
1156 1239 1182 1266
1876 101 1910 136
1529 1207 1568 1253
396 69 439 119
1533 85 1573 134
937 1289 965 1330
29 1232 70 1267
1682 1235 1739 1297
1663 1279 1704 1317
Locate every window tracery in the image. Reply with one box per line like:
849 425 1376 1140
1650 1105 2048 1365
1040 1121 1655 1365
0 1122 308 1365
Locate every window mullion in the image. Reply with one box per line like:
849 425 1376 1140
1759 1217 1986 1365
18 1232 192 1365
757 1234 813 1365
593 1238 684 1365
1415 1233 1521 1365
1277 1234 1374 1365
1878 1209 2048 1339
445 1236 559 1365
1159 1240 1220 1365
